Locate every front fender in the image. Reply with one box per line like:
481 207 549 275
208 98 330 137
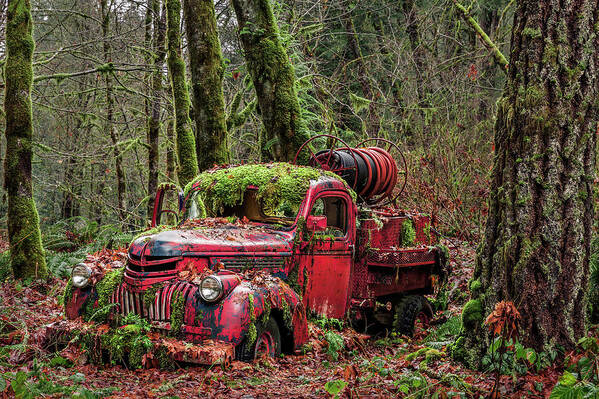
184 278 308 350
64 283 95 320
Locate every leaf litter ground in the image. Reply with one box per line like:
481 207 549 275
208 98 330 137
0 242 570 398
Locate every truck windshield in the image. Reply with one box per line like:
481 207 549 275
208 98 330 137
183 188 299 227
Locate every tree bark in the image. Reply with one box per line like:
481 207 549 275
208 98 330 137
4 0 48 279
455 0 599 367
230 0 309 161
183 0 229 171
147 0 166 217
166 115 176 181
166 0 199 186
342 13 379 137
100 0 126 224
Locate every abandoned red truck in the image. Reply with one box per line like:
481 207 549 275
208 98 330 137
63 136 449 366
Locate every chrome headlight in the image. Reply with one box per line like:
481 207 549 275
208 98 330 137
71 263 91 288
199 276 223 302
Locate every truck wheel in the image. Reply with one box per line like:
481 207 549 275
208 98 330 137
236 317 281 362
393 295 432 336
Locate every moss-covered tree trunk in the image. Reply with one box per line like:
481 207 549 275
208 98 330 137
101 0 126 223
166 115 176 181
230 0 309 161
3 0 47 279
456 0 599 367
147 0 167 217
166 0 199 186
183 0 229 170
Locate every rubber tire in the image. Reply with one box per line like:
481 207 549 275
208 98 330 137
393 295 432 336
236 317 281 362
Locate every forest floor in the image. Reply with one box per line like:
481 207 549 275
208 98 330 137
0 241 579 398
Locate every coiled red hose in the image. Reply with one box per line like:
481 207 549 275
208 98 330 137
310 146 398 201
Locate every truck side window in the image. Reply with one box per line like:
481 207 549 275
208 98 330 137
310 196 347 238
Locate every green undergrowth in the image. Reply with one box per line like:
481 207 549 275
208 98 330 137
183 163 356 217
423 316 461 344
41 217 133 278
100 314 153 368
312 315 345 331
550 335 599 398
0 361 117 398
400 219 416 247
324 330 344 361
74 313 156 370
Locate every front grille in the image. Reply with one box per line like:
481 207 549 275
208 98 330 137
111 281 197 323
127 260 178 273
211 257 286 270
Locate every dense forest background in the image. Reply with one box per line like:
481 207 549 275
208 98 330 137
0 0 510 240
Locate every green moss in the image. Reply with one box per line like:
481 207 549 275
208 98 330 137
169 290 185 336
261 298 272 324
101 316 153 368
423 222 432 243
281 296 292 328
62 279 73 307
231 0 309 161
469 279 482 296
6 197 48 279
166 0 199 186
194 309 204 325
449 336 467 361
184 0 229 170
247 293 257 346
84 268 124 323
461 299 483 330
512 237 542 276
156 345 177 370
183 163 356 217
401 219 416 247
143 282 164 308
287 265 301 294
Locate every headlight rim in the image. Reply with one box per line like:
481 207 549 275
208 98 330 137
71 263 91 288
199 275 224 302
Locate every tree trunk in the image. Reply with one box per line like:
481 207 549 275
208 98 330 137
343 13 379 137
166 0 199 186
166 115 176 181
101 0 126 224
230 0 309 161
147 0 166 217
183 0 229 170
3 0 47 279
455 0 599 367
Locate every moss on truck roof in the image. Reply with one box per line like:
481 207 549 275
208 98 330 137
183 162 356 216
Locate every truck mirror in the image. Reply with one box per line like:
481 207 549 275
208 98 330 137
152 183 182 227
306 215 328 232
178 189 184 212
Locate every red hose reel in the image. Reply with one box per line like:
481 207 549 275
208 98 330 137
293 135 408 206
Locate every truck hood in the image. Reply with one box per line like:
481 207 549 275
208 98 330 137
129 226 294 258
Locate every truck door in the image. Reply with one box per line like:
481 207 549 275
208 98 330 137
299 191 355 319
